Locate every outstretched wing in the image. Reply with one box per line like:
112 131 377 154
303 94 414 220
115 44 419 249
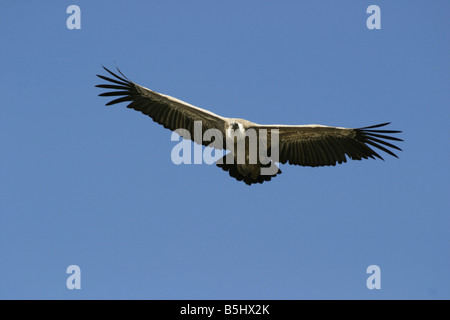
96 67 227 147
253 122 402 167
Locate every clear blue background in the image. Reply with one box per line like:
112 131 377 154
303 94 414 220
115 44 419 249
1 1 449 299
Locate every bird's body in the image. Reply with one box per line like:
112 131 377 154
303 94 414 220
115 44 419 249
96 67 402 185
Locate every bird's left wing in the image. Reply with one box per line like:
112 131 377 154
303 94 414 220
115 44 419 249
252 123 402 167
96 67 227 148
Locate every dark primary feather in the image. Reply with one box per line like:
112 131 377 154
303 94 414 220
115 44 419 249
255 123 403 167
96 67 226 148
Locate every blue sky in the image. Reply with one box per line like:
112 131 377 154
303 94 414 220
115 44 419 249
0 1 449 299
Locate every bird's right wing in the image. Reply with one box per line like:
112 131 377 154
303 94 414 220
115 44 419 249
96 67 227 148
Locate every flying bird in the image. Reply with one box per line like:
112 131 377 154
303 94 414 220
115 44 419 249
96 67 402 185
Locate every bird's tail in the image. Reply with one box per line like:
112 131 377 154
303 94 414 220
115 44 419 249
216 156 281 186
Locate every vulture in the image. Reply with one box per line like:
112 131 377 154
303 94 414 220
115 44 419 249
96 67 402 185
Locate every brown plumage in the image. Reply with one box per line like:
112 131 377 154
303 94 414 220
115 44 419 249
96 67 402 185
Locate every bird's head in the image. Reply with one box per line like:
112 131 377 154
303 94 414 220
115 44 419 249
230 123 240 130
